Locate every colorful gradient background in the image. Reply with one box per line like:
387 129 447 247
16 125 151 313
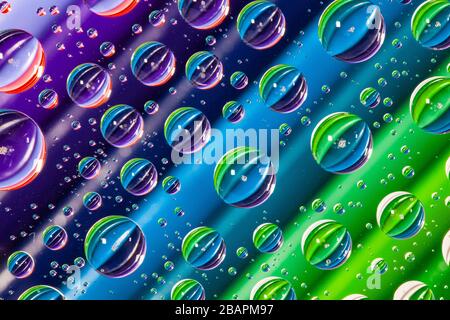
0 0 448 300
